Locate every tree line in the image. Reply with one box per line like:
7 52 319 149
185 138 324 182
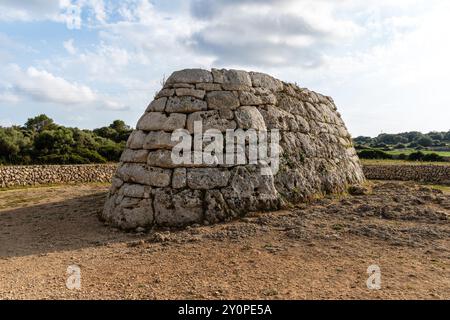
354 131 450 149
0 115 132 165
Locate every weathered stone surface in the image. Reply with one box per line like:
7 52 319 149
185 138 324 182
187 168 231 189
172 168 187 189
166 68 213 84
126 130 147 149
155 88 174 98
146 97 167 112
154 189 204 226
147 149 178 168
187 110 237 133
250 71 283 91
116 163 171 187
120 149 149 163
166 96 207 113
212 69 252 90
143 131 176 150
234 106 266 130
175 88 205 99
137 112 186 131
204 190 235 223
239 91 263 105
103 68 366 230
119 183 151 199
206 90 239 119
196 83 222 91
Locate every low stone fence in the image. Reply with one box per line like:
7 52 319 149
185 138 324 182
362 164 450 185
1 163 449 189
0 164 118 188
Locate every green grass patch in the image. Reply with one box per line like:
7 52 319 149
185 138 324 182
361 159 450 166
386 149 450 157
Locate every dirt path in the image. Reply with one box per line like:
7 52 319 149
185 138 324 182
0 182 449 299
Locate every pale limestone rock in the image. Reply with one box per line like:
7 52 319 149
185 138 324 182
120 149 149 163
187 110 237 133
196 83 222 91
187 168 231 189
154 189 204 226
155 88 174 98
143 131 176 150
173 83 195 88
212 69 252 90
166 96 207 113
137 112 186 131
206 90 239 119
234 106 267 130
166 68 213 84
146 97 167 112
116 163 171 187
239 91 263 105
249 71 283 91
147 149 177 168
175 88 205 99
119 183 150 198
172 168 187 189
126 130 147 149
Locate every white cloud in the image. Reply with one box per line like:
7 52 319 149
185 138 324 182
2 64 127 110
1 0 448 134
63 39 77 55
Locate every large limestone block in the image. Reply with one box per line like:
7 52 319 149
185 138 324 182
120 149 149 163
175 88 206 99
166 68 213 84
166 96 207 113
116 163 172 187
137 112 186 131
212 69 252 90
249 71 284 91
186 110 237 133
154 189 204 226
234 106 267 130
146 97 167 112
187 168 231 189
206 91 239 119
143 131 177 150
126 130 147 149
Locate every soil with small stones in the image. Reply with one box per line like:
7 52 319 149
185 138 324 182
0 181 448 300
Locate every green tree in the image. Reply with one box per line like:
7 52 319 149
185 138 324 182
24 114 58 132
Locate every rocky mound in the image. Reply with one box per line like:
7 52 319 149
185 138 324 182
101 68 365 230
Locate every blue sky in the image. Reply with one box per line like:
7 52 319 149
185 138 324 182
0 0 449 137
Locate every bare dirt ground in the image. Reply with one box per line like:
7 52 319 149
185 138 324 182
0 181 449 300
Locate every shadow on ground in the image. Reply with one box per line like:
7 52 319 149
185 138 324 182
0 191 135 258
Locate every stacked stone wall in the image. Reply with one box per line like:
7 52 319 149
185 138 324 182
0 164 117 188
102 68 365 230
363 164 450 185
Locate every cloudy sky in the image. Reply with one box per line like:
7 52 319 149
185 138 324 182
0 0 449 137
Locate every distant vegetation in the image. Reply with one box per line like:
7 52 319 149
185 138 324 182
354 131 450 162
0 114 132 165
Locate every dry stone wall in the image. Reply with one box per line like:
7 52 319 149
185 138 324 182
363 164 450 185
0 164 117 188
101 68 365 230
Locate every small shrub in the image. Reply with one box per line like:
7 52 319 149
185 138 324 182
357 149 392 160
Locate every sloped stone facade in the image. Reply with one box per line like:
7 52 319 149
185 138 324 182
101 68 365 230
